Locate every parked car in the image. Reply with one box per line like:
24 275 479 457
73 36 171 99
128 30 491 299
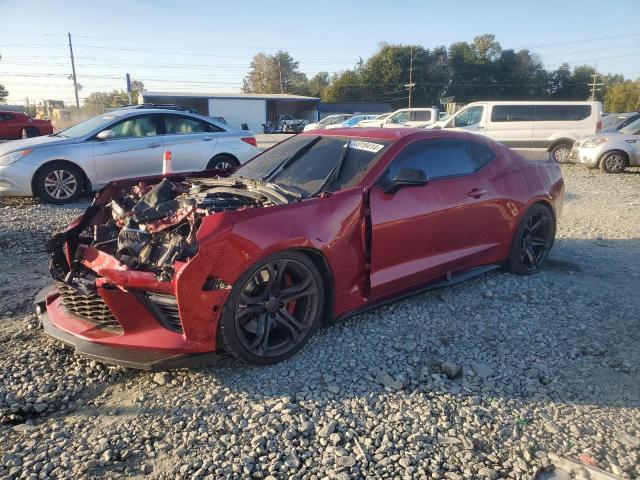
263 115 309 134
36 128 563 368
326 115 378 129
357 112 392 128
432 101 603 163
569 117 640 173
382 108 439 128
601 112 640 132
303 114 353 132
0 106 258 204
0 111 53 139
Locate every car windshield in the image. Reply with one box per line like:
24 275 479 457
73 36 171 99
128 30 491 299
55 114 122 138
232 135 389 196
620 117 640 135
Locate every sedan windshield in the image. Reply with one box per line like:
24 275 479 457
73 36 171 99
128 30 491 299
620 117 640 135
55 114 122 138
232 135 389 196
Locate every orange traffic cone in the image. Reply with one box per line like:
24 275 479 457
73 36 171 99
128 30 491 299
163 150 172 175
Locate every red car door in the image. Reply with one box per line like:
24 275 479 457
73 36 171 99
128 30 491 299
0 112 22 139
368 138 509 299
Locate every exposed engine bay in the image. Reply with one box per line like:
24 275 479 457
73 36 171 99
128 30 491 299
55 177 299 282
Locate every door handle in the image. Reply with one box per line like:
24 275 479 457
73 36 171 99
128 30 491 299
467 188 488 199
202 137 214 142
474 125 484 130
148 143 160 148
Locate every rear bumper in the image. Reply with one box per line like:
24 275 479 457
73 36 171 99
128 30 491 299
34 284 218 370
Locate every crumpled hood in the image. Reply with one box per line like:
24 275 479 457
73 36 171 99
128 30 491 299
0 135 78 156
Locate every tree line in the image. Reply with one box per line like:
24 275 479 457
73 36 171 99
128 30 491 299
242 34 640 112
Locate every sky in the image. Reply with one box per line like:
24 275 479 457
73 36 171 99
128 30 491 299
1 0 639 106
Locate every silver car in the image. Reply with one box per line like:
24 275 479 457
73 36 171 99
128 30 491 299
0 107 258 203
569 117 640 173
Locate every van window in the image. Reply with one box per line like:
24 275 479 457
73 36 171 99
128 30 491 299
453 106 484 127
412 110 431 122
535 105 591 121
389 111 410 124
491 105 535 122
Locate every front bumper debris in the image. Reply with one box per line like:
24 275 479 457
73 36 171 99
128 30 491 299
34 285 217 370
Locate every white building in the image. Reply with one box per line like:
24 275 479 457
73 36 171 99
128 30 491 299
139 92 320 132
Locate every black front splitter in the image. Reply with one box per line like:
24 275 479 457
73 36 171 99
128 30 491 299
35 286 217 371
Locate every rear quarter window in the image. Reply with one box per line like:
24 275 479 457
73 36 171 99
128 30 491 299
535 105 591 121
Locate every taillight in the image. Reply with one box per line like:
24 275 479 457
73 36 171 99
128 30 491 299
241 137 257 147
596 120 602 133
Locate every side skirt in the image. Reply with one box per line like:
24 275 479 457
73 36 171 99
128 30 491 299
334 263 502 323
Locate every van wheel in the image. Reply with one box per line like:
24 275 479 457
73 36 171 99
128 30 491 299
550 142 572 163
599 151 627 174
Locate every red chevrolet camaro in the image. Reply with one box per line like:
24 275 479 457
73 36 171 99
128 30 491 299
36 128 564 369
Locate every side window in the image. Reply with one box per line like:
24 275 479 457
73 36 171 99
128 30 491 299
491 105 535 122
535 105 591 121
387 139 484 181
468 141 496 170
0 113 14 121
164 115 216 134
453 106 484 127
390 111 410 124
412 110 431 122
109 115 158 138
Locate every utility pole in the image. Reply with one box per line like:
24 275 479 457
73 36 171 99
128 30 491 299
68 32 80 113
278 58 284 94
126 73 132 105
589 67 603 100
405 48 416 108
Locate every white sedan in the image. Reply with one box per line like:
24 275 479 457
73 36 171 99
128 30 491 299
569 117 640 173
0 106 258 203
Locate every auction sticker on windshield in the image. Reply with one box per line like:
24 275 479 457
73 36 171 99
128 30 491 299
348 140 385 153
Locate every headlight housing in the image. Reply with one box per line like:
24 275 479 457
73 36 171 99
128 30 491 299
581 137 608 148
0 149 33 166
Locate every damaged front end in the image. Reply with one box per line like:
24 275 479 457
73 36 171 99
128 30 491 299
39 175 297 368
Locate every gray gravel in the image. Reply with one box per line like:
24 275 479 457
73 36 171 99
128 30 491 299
0 157 639 479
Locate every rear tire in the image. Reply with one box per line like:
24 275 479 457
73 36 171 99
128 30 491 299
599 151 627 174
550 142 572 163
34 163 85 204
507 204 555 275
219 251 325 365
206 154 239 171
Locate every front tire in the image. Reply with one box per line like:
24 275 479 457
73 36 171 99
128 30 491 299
550 142 572 163
34 163 84 204
599 151 627 174
21 127 38 139
219 251 325 365
507 204 555 275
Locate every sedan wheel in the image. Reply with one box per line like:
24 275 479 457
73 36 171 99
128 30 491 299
508 204 555 275
34 164 84 204
220 252 324 365
600 152 626 174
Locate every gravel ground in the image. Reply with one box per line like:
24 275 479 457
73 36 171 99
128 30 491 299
0 154 639 479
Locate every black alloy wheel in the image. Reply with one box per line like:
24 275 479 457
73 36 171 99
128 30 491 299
507 204 555 275
220 252 324 365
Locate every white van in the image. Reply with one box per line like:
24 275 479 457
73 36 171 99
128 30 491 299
374 107 439 128
435 101 603 162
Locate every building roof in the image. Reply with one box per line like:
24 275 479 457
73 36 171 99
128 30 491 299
319 102 393 113
142 92 319 101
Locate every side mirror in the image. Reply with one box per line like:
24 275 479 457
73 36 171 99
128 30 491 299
384 168 428 194
385 118 393 124
96 129 115 140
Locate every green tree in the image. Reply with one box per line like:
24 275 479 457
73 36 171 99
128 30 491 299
307 72 331 99
243 51 309 95
0 84 8 104
604 80 640 112
81 80 144 116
